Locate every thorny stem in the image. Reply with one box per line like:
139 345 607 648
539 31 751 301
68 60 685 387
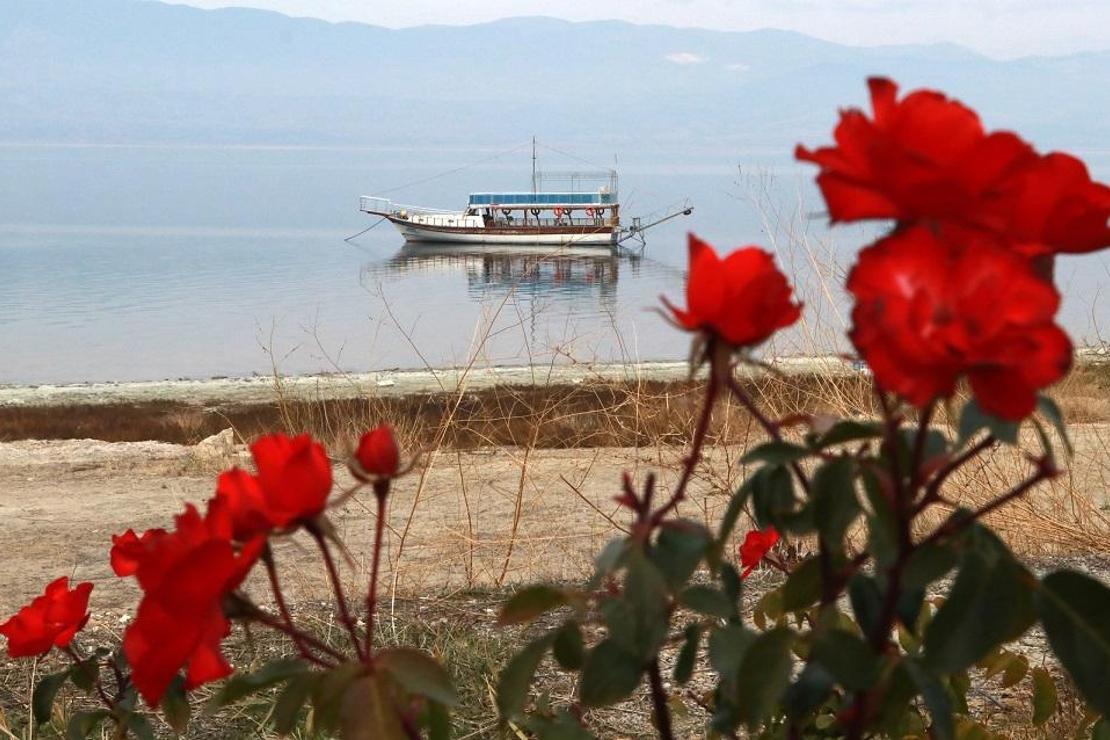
647 659 675 740
650 369 719 525
364 480 390 660
247 609 341 667
308 526 367 662
263 547 344 665
914 434 997 515
918 458 1059 549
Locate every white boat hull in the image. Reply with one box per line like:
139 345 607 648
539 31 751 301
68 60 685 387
391 219 617 247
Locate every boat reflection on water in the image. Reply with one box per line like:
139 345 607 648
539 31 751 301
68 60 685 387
363 243 639 311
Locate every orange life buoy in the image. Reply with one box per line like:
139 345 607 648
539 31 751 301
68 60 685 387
586 207 596 217
554 207 564 218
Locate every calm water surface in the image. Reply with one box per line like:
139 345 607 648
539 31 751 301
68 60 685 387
1 144 1107 384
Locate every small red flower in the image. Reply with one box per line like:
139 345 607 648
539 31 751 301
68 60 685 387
207 433 333 539
354 424 400 479
848 226 1072 419
664 234 801 348
0 578 94 658
739 527 779 578
121 502 264 706
796 77 1036 227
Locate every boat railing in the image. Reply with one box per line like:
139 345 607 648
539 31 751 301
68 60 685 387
359 196 457 217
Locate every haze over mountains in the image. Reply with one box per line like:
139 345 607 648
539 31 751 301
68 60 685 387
3 0 1110 150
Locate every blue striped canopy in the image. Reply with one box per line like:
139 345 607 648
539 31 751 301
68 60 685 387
469 192 616 206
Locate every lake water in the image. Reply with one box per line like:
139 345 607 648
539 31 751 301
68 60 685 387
1 143 1107 385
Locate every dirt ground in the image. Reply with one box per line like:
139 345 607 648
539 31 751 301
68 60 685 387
1 422 1108 618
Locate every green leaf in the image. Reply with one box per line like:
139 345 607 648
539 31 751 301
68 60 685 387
782 660 834 719
588 537 626 588
861 469 899 567
924 527 1036 673
904 660 954 740
377 647 457 707
525 710 597 739
708 623 755 682
623 549 671 658
1036 395 1073 456
902 541 959 592
341 673 407 740
1036 570 1110 716
578 639 642 707
496 634 554 720
674 624 703 685
782 557 822 613
421 701 451 740
751 465 797 530
553 620 585 671
69 654 101 692
273 673 317 735
741 440 810 466
679 585 733 619
32 669 71 725
717 481 752 552
849 574 882 637
735 627 795 729
811 629 879 691
210 658 308 707
812 457 860 549
124 712 156 740
1031 667 1057 726
66 709 110 740
162 675 191 733
499 585 568 626
311 662 368 735
651 520 710 589
812 419 884 449
1000 654 1029 688
959 398 1019 446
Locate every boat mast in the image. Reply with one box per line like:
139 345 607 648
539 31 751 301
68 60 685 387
531 136 537 195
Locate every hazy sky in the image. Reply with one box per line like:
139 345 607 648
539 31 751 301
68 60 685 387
167 0 1110 59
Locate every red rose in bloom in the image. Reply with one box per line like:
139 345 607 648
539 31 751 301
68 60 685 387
354 424 400 480
208 434 333 539
997 152 1110 256
121 501 263 706
848 227 1072 419
0 578 93 657
664 234 801 348
739 527 780 579
796 77 1036 226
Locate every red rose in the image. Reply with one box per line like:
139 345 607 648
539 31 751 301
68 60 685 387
664 234 801 348
796 77 1036 227
212 467 273 541
121 502 263 706
739 528 780 579
207 434 333 539
848 226 1072 419
0 578 94 658
998 152 1110 256
354 424 400 480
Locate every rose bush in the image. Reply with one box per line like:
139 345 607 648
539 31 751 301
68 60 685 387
494 78 1110 739
3 77 1109 739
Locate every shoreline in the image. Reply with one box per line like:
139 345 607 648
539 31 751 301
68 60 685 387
2 347 1107 408
0 356 854 407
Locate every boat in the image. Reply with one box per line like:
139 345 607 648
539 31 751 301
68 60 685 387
358 142 692 249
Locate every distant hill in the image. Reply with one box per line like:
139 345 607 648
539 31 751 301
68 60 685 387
2 0 1109 149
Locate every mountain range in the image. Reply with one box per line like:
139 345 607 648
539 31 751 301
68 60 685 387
3 0 1109 150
